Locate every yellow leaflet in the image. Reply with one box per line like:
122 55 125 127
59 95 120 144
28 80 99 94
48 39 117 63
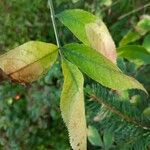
0 41 58 83
61 59 87 150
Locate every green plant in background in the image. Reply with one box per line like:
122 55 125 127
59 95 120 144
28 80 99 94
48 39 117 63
0 0 150 150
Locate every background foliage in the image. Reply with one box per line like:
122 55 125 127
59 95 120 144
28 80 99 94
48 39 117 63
0 0 150 149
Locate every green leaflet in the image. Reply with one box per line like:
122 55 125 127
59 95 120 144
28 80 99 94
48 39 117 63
119 15 150 46
143 33 150 53
117 45 150 66
57 9 97 45
60 59 87 150
136 15 150 35
57 9 117 63
103 131 114 150
87 126 103 147
0 41 58 83
143 107 150 117
63 43 147 93
119 31 141 47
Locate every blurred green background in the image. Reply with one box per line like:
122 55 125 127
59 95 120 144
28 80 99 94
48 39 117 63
0 0 150 149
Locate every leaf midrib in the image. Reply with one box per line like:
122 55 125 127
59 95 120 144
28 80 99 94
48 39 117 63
64 47 121 74
8 50 57 76
63 59 82 91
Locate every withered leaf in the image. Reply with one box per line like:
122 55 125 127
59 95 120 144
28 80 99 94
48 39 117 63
0 41 58 83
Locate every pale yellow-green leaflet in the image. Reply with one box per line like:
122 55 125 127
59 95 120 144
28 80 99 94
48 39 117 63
85 20 117 64
61 59 87 150
0 41 58 83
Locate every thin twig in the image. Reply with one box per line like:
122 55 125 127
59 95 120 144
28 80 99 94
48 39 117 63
48 0 61 48
118 2 150 20
102 0 120 11
91 94 150 130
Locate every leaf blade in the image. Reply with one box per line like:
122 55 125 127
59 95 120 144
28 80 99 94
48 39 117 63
87 126 103 147
117 45 150 65
57 9 117 63
57 9 97 45
143 33 150 53
119 31 141 47
63 43 146 93
0 41 58 83
103 131 114 150
60 58 87 150
85 21 117 63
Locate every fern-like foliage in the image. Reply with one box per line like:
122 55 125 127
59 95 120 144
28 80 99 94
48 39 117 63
85 82 150 150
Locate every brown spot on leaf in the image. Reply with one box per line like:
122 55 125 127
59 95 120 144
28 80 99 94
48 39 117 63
9 62 43 83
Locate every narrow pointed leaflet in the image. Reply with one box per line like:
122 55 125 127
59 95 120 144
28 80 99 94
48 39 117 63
63 43 147 93
61 59 87 150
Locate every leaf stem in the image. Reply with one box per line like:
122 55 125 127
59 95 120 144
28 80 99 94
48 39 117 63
48 0 61 49
118 2 150 20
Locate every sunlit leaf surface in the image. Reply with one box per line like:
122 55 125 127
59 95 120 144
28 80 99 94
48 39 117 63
63 43 147 93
